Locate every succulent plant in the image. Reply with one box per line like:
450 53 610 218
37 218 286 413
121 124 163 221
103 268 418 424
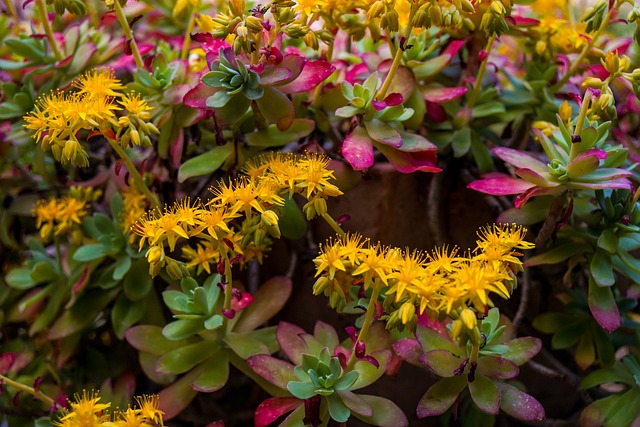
394 308 545 423
247 321 408 427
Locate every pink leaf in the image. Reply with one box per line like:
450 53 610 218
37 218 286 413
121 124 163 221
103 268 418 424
588 278 621 333
246 355 296 390
497 382 545 422
0 353 16 375
276 322 307 366
278 60 335 93
255 397 302 427
493 147 548 173
467 177 536 196
393 339 423 365
514 186 560 209
375 140 440 173
342 126 375 170
514 168 556 187
183 82 220 109
259 66 293 86
421 86 468 103
383 92 403 106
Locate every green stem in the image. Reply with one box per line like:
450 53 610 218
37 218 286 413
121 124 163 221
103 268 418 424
0 374 58 410
113 0 145 68
551 9 612 92
346 285 381 370
321 213 346 238
469 343 480 364
221 249 233 312
467 34 497 109
54 238 64 277
376 8 415 101
36 0 64 60
568 90 592 162
34 147 54 187
180 1 199 60
107 138 159 209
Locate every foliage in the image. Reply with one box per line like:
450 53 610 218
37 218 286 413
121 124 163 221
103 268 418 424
0 0 639 426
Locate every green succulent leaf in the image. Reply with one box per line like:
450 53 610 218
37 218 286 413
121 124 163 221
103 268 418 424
468 374 500 414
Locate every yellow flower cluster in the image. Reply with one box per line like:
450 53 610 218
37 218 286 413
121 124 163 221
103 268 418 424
313 224 534 329
23 69 158 168
33 187 102 241
53 390 164 427
132 152 343 278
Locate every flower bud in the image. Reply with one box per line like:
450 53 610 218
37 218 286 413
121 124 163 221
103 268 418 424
367 1 385 21
400 302 416 325
460 308 477 330
146 246 165 264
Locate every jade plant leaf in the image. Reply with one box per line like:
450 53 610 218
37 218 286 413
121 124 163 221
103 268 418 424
588 276 621 333
254 397 302 427
126 325 194 355
155 340 221 375
420 349 464 378
234 276 292 333
416 375 468 418
177 143 234 182
247 354 297 390
192 352 230 392
497 382 545 422
353 394 409 427
468 374 500 414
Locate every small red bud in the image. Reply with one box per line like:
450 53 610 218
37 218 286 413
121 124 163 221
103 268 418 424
222 309 236 319
337 214 350 226
217 259 226 275
478 49 489 61
355 341 366 358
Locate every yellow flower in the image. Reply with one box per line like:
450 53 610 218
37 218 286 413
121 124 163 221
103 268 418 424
56 390 110 427
183 241 220 275
33 198 59 240
55 197 89 235
135 394 164 425
314 238 348 280
74 68 124 99
296 153 343 200
351 244 393 287
387 250 427 302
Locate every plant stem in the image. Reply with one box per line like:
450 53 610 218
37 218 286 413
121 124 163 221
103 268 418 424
113 0 145 68
0 374 57 409
321 213 346 238
376 7 415 101
222 253 233 312
107 138 159 209
180 0 199 60
467 34 497 109
346 286 380 370
35 0 63 60
569 90 592 161
34 147 54 188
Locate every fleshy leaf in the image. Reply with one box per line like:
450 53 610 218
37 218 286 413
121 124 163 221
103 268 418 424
192 352 229 392
419 350 463 378
566 149 606 178
364 119 402 148
276 322 308 366
497 382 545 422
155 340 221 375
326 393 351 423
246 354 297 390
588 276 621 333
278 60 336 93
415 325 462 356
255 397 302 427
337 390 372 417
468 374 500 414
126 325 192 356
392 338 423 365
177 143 234 182
493 147 548 173
421 86 468 103
246 119 315 147
352 351 390 390
255 86 294 131
500 338 542 365
590 249 615 287
342 125 374 170
353 395 409 427
476 357 519 380
416 375 467 418
158 367 201 420
235 277 292 333
467 176 536 196
224 332 270 359
183 82 219 109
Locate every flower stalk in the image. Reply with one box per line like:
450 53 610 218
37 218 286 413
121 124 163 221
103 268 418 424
467 34 497 109
113 0 145 68
0 374 57 409
36 0 64 60
107 138 159 209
